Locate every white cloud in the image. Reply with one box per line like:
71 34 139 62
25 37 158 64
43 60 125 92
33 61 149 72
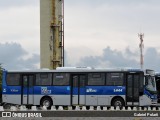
0 2 40 54
0 43 39 70
0 0 38 9
69 46 160 71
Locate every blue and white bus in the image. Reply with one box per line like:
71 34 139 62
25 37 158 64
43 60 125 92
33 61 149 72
2 67 157 108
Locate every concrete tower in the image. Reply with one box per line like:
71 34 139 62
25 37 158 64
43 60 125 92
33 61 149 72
40 0 64 69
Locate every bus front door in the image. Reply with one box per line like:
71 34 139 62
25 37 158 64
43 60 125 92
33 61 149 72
71 75 86 105
126 74 139 106
22 75 34 105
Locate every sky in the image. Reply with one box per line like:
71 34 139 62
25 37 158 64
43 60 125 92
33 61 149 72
0 0 160 71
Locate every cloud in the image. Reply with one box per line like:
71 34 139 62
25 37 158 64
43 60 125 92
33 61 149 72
0 0 38 9
0 42 159 72
0 42 40 70
66 0 160 5
0 2 40 55
144 48 160 71
76 47 139 68
71 46 160 71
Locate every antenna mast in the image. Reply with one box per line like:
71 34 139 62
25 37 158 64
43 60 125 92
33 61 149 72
138 33 144 69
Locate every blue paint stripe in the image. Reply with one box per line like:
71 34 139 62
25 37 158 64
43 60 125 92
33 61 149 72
2 86 126 95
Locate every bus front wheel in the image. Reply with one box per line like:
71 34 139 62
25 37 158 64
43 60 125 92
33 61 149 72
40 97 53 109
111 98 124 108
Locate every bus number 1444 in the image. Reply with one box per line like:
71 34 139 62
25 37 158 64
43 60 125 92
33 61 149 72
113 89 123 92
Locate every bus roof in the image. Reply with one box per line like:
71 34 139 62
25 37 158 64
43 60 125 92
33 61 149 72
4 67 144 73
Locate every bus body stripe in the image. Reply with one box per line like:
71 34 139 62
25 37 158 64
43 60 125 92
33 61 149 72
2 86 126 95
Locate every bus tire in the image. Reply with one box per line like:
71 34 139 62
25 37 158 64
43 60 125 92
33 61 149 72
111 97 124 108
3 103 11 110
40 97 53 109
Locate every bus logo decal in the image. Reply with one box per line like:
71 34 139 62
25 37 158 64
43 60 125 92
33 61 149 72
86 88 97 93
67 87 70 90
11 89 18 92
3 88 6 92
41 87 51 94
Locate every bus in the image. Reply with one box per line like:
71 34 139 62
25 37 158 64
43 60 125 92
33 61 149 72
1 67 157 108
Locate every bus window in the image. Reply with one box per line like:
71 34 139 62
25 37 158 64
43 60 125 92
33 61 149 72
53 73 69 85
88 73 105 85
22 75 34 87
80 75 86 87
6 74 20 86
106 73 124 86
29 75 34 87
139 73 144 93
72 76 78 87
23 76 28 87
36 73 52 86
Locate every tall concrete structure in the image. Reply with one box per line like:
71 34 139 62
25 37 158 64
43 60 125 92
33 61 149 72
40 0 64 69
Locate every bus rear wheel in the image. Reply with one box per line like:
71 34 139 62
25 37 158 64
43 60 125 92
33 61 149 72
111 98 124 108
40 97 53 109
3 103 11 110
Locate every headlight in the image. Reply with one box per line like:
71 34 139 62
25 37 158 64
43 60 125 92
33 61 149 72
151 95 157 99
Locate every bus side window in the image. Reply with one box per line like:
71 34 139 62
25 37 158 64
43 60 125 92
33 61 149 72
29 75 34 87
7 73 20 86
36 73 52 86
88 73 105 85
80 75 86 87
72 75 78 87
139 73 144 93
23 76 28 87
106 73 124 86
53 73 70 86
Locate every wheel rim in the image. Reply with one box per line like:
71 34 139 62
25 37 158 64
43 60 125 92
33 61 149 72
6 105 11 109
43 100 50 107
114 101 122 107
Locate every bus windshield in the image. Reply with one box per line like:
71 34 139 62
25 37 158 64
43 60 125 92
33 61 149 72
145 76 157 94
